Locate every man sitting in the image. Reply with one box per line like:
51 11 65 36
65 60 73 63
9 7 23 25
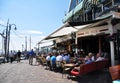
74 55 93 71
95 53 104 61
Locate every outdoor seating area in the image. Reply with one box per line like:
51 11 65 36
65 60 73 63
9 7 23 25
35 51 116 83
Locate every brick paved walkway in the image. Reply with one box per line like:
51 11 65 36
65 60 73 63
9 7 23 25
0 59 77 83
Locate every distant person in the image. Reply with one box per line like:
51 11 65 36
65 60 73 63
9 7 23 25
9 50 14 63
17 50 21 63
28 49 35 65
24 50 28 60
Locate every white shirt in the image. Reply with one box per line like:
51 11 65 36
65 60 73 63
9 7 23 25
91 56 95 61
46 55 50 61
56 55 63 62
96 57 104 61
9 52 14 57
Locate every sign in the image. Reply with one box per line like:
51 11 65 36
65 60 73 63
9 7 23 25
77 25 109 37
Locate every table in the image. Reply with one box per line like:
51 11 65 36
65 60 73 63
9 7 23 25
62 63 75 78
64 63 75 67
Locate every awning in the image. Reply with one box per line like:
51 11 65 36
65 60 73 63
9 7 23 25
38 16 113 44
38 23 90 44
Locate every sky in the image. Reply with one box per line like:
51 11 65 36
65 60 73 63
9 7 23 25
0 0 70 51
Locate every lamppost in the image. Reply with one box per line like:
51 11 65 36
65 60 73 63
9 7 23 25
5 20 17 62
6 23 17 60
0 19 17 62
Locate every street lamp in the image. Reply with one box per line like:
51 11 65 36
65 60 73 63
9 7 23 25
6 23 17 59
0 19 17 62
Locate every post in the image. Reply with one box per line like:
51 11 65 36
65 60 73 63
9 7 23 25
30 35 31 50
22 44 24 51
7 24 11 58
25 36 27 51
5 20 17 62
5 19 9 62
98 36 101 53
108 20 115 66
75 32 78 54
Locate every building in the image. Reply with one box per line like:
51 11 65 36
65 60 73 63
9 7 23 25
38 0 120 66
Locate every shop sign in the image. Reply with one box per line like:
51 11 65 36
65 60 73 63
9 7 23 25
77 25 109 37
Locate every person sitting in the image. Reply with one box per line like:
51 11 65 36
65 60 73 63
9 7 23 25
46 53 51 69
50 53 56 71
95 53 104 61
63 51 70 64
74 55 93 71
56 53 63 72
88 52 95 61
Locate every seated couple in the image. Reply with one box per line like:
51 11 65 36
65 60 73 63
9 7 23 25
74 52 104 71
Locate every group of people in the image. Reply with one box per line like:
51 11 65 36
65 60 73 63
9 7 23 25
38 50 108 73
8 49 36 65
40 51 70 72
9 50 21 63
8 48 107 71
73 52 105 70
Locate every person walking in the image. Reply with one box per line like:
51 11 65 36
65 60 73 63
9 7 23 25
28 49 35 65
17 50 21 63
24 50 28 60
9 50 14 63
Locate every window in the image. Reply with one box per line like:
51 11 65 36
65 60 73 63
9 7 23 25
78 0 82 4
69 0 83 12
69 0 77 12
114 0 120 5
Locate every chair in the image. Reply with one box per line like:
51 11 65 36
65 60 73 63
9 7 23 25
109 65 120 81
36 56 42 65
56 61 62 72
61 60 70 78
62 62 75 78
41 57 47 66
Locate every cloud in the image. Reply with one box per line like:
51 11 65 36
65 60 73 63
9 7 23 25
20 30 43 35
9 35 42 51
9 32 46 51
0 29 47 51
26 30 43 34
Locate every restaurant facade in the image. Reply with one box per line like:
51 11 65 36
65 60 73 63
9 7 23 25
38 0 120 66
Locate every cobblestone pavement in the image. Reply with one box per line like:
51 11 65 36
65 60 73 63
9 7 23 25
0 59 77 83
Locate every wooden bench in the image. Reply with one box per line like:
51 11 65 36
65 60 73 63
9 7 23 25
109 65 120 81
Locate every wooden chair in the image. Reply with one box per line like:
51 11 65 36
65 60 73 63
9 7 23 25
41 57 47 66
109 65 120 81
56 61 62 72
61 60 70 78
62 63 75 78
